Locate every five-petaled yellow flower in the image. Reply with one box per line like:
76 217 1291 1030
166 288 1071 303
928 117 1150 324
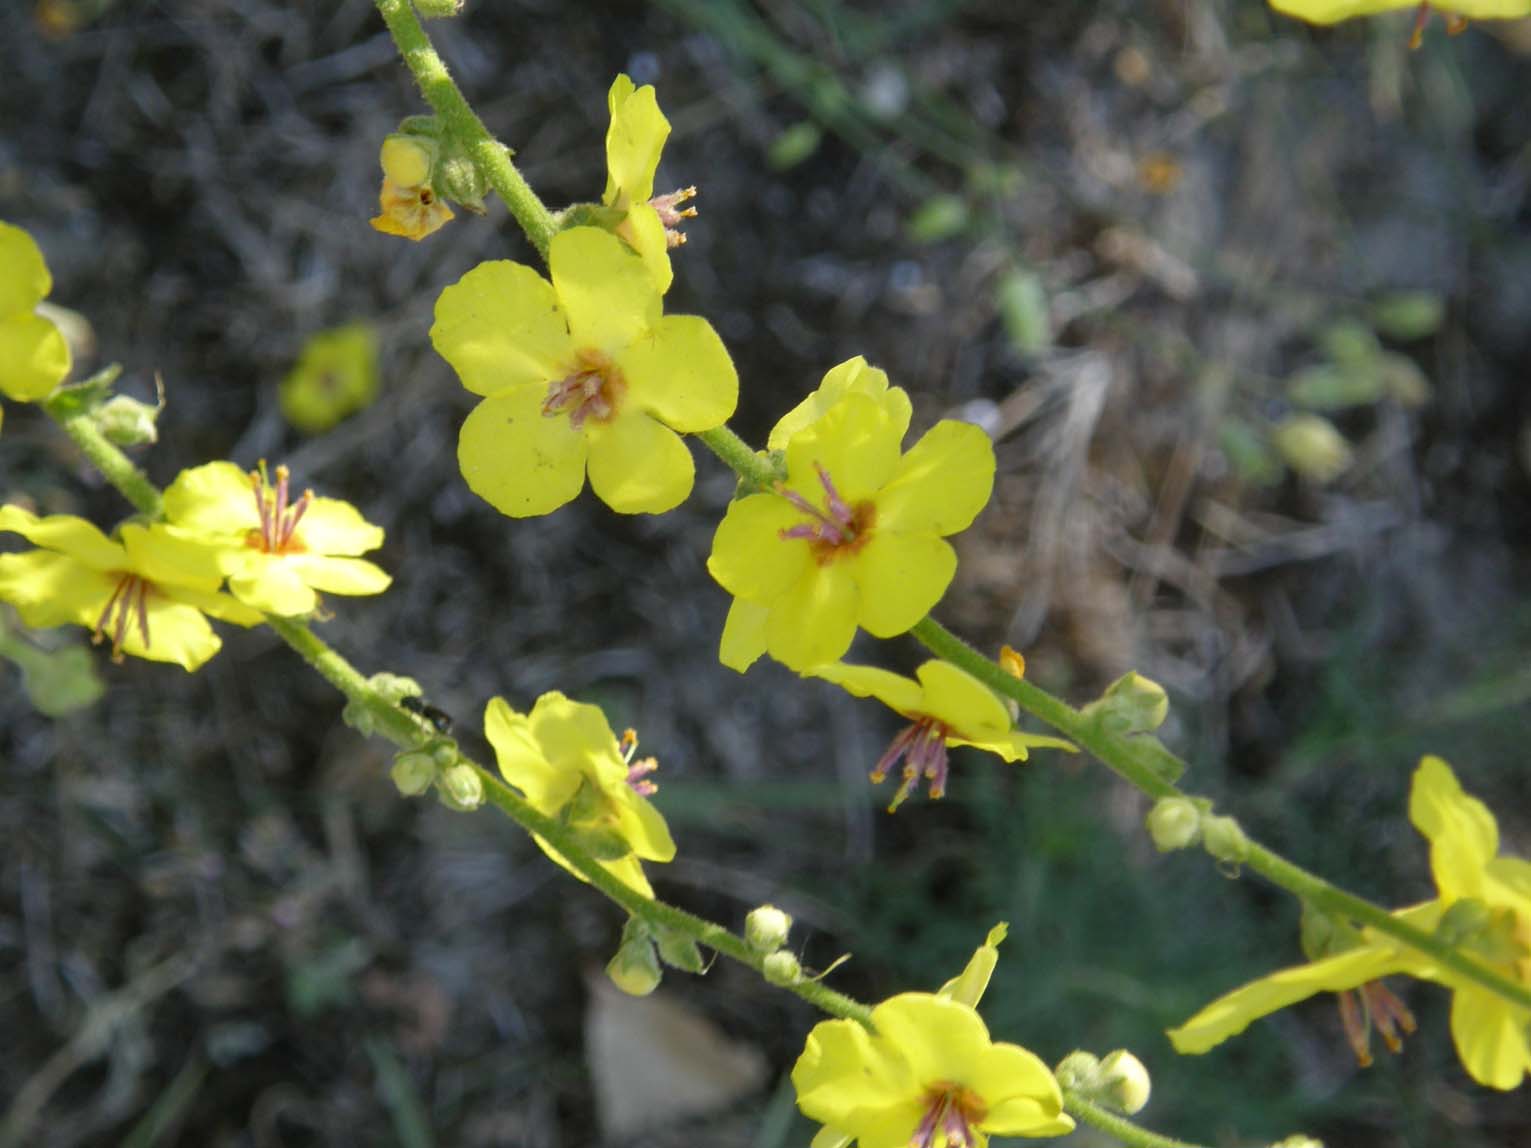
0 506 261 671
792 992 1074 1148
484 691 677 898
709 390 994 673
765 356 912 454
161 460 391 616
604 73 696 292
1 222 72 410
431 226 737 518
811 660 1075 811
1168 756 1531 1090
369 134 454 241
280 323 380 434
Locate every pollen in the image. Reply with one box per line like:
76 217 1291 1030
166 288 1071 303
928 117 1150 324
544 348 627 429
246 464 313 554
776 463 876 563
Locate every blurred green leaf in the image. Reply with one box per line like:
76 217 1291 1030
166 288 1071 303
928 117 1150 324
1218 418 1284 486
1 630 106 717
1369 291 1445 340
767 120 823 171
996 268 1050 355
1377 351 1431 407
906 194 968 243
1286 363 1384 411
285 937 372 1018
1273 413 1353 484
1318 319 1382 368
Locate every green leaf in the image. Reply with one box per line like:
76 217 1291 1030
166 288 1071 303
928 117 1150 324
996 268 1050 355
906 194 968 243
767 121 822 171
1217 417 1284 486
1369 291 1445 340
1286 363 1384 411
1318 320 1381 368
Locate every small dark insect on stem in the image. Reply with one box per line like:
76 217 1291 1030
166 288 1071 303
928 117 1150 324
399 694 454 735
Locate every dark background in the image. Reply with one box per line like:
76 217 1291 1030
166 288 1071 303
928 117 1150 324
2 1 1529 1145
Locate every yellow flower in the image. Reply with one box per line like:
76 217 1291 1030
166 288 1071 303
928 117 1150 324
811 660 1075 810
161 461 391 616
709 391 994 673
369 134 453 241
0 221 72 403
279 324 380 434
1168 756 1531 1090
604 74 696 292
0 506 260 671
430 226 737 518
1269 0 1531 45
792 993 1074 1148
766 356 913 454
484 691 677 898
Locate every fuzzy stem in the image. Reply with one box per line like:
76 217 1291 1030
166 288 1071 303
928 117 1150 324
1063 1091 1211 1148
42 396 163 519
373 0 558 256
696 425 778 492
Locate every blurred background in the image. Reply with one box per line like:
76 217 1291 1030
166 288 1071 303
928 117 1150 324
2 1 1530 1145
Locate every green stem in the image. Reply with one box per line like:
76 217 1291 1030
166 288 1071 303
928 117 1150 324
1063 1091 1210 1148
696 425 778 492
372 0 558 256
42 396 162 519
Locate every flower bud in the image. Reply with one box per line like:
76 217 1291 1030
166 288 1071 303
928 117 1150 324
412 0 464 17
1053 1051 1101 1090
762 951 802 986
435 152 490 212
1202 814 1249 865
1096 1050 1151 1115
656 930 706 973
745 905 793 953
436 763 484 811
1084 671 1169 736
606 937 662 997
379 133 437 188
431 741 458 767
1146 797 1201 852
368 673 425 705
1273 414 1352 484
390 750 438 797
94 394 162 446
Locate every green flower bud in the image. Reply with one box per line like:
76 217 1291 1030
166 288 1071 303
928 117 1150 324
1273 414 1352 484
367 673 425 705
94 393 162 446
656 930 706 974
435 153 490 213
412 0 463 18
436 763 484 811
1083 671 1169 736
1202 814 1249 865
762 951 802 986
744 905 793 953
390 750 438 797
430 741 458 768
607 934 662 997
1053 1051 1101 1090
1146 797 1201 852
1097 1050 1151 1115
342 699 376 736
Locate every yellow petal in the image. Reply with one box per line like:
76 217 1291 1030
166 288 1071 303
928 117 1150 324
0 551 110 628
784 393 901 505
603 74 669 206
458 388 588 518
1271 0 1531 23
430 260 573 398
283 554 391 598
718 598 769 673
764 568 858 671
131 597 225 671
811 661 925 716
792 1016 912 1119
620 203 673 293
1449 986 1531 1090
1410 756 1498 901
970 1043 1068 1135
915 660 1011 739
530 832 656 899
613 791 677 863
549 228 659 353
227 553 318 616
1167 943 1411 1054
617 314 737 433
870 993 991 1085
485 696 572 810
162 461 261 535
162 583 264 627
0 506 126 570
707 494 814 601
768 357 911 452
292 497 384 557
0 221 52 314
852 531 956 638
0 312 71 401
119 524 223 591
585 410 695 515
875 419 994 536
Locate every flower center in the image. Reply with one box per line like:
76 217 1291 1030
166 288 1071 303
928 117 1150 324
246 464 312 554
870 716 951 812
94 573 153 662
619 727 660 797
1337 980 1417 1068
777 464 876 563
545 348 626 429
650 186 698 248
912 1081 987 1148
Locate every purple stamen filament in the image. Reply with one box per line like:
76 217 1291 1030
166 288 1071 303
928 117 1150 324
545 349 624 429
870 716 951 812
912 1083 984 1148
618 727 660 797
1338 980 1417 1067
777 464 871 558
249 464 313 554
94 573 152 661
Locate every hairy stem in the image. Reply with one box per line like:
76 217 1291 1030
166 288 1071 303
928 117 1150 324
373 0 558 255
1063 1091 1211 1148
43 396 162 519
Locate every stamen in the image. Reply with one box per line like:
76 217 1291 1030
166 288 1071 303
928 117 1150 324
1337 979 1416 1067
912 1084 985 1148
1409 2 1430 50
545 349 625 429
248 463 314 553
650 186 698 247
869 717 952 812
776 464 874 559
626 757 660 797
93 574 153 662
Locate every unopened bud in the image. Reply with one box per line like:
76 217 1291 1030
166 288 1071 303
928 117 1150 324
1053 1051 1101 1090
656 930 706 973
431 741 458 767
1273 414 1352 484
379 133 437 188
436 763 484 811
1202 815 1249 864
390 750 438 797
95 394 162 446
1097 1050 1151 1115
745 905 793 953
1146 797 1201 852
606 937 662 997
435 152 490 212
412 0 463 17
762 951 802 986
1084 671 1169 736
368 673 425 705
